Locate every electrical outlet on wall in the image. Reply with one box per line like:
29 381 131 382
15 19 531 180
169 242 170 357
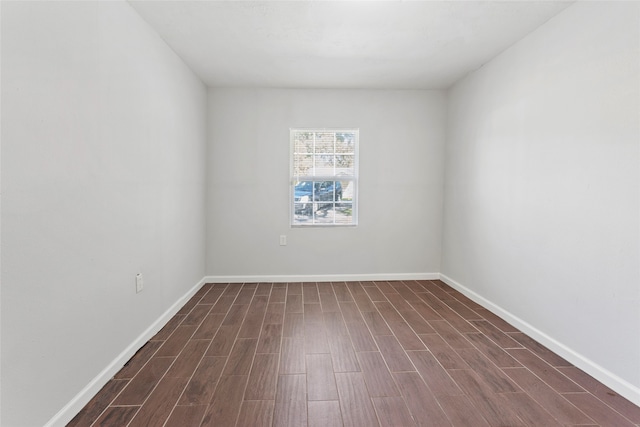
136 273 144 293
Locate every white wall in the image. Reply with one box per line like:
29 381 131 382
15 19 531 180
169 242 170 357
442 1 640 403
1 2 207 426
207 89 445 279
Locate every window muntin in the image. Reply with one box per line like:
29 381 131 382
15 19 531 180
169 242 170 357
291 129 358 226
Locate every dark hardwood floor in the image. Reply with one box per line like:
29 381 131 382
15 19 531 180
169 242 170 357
68 281 640 426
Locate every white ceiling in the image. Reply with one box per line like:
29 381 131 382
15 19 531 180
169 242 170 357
129 1 573 89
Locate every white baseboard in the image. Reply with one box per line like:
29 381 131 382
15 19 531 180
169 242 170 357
44 277 207 427
439 273 640 407
203 272 439 283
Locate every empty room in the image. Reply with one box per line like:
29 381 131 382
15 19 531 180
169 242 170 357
1 1 639 426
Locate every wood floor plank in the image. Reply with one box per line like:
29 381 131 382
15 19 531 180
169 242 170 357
398 309 436 334
464 332 521 368
361 311 393 336
178 356 226 406
502 367 594 425
386 293 418 313
371 396 416 427
280 337 306 374
114 341 163 380
192 313 226 340
407 301 442 321
559 366 640 423
223 338 258 375
287 282 303 295
508 348 584 392
307 353 339 400
165 339 210 378
255 282 273 295
436 394 491 427
155 325 197 357
319 290 341 312
264 302 285 324
127 376 189 427
283 312 304 337
210 296 236 315
327 333 361 373
357 351 400 397
305 309 330 354
420 295 478 333
238 295 269 338
339 301 363 323
406 351 463 397
151 314 185 341
454 347 519 393
66 379 129 427
256 323 282 353
234 287 256 304
200 375 248 426
91 406 139 427
269 288 287 303
236 400 275 427
447 369 524 426
286 293 304 313
508 332 572 366
418 334 468 370
112 357 174 405
303 282 320 303
205 324 240 356
245 353 279 400
221 284 242 297
387 321 426 350
428 320 472 349
469 320 523 349
501 392 563 427
273 374 307 427
332 282 354 302
324 311 349 336
349 282 377 312
374 335 414 372
222 303 250 326
335 372 379 427
182 304 213 326
393 372 452 427
308 401 343 427
362 286 387 302
563 392 636 427
390 281 422 302
345 319 378 352
164 405 207 427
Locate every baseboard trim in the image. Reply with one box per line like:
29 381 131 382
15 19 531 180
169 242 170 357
203 272 439 283
439 273 640 407
44 277 207 427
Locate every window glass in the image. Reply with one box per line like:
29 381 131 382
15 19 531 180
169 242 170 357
291 129 358 226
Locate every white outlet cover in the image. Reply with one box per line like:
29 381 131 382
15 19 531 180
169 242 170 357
136 274 144 293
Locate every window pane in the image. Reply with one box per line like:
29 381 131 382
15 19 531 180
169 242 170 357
314 206 334 224
335 132 356 153
314 155 334 175
291 129 357 226
314 132 334 153
336 155 355 176
294 154 313 176
335 202 353 224
294 132 314 153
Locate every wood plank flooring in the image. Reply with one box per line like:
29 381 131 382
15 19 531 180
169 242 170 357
69 280 640 426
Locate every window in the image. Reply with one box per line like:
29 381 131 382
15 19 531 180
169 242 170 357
291 129 358 226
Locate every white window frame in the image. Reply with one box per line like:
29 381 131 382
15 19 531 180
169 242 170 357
290 128 359 227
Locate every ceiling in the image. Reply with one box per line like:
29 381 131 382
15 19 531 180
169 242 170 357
128 1 573 89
